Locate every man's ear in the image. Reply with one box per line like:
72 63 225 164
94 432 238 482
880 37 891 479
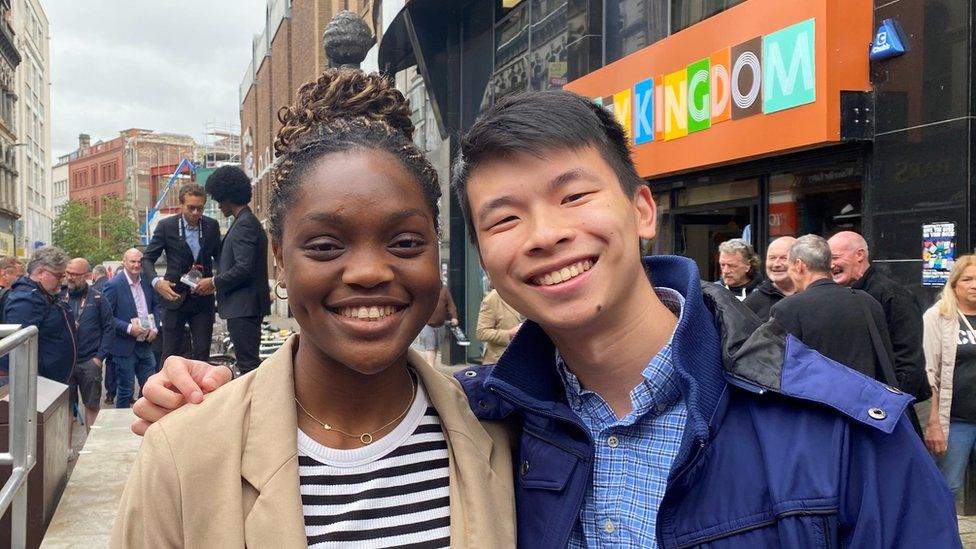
634 185 657 241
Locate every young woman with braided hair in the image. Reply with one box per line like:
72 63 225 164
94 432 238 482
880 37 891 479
111 68 515 548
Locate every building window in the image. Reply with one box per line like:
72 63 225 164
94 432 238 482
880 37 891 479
670 0 745 34
528 0 568 91
605 0 668 64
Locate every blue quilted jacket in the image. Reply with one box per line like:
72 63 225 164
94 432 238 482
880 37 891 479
457 255 958 548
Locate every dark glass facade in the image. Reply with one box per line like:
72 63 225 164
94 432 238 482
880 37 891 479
378 0 976 361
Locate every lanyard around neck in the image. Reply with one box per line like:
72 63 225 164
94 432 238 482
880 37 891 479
72 287 88 329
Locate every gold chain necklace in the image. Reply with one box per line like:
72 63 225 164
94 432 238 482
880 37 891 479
295 377 416 445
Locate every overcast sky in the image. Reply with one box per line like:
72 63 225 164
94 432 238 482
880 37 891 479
47 0 266 158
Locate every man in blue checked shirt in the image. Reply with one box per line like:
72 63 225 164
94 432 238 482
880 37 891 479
134 90 960 548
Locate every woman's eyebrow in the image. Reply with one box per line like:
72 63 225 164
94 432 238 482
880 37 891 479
300 211 343 224
387 208 430 222
300 209 430 225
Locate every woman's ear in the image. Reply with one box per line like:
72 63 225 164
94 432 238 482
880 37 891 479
272 241 285 283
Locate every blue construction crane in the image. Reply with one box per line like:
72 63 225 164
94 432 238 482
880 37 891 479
140 158 196 244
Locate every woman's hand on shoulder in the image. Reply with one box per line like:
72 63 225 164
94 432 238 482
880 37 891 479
130 356 233 436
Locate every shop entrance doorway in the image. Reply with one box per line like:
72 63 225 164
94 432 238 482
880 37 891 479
674 204 757 282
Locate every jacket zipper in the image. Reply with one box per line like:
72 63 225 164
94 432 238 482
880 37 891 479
487 385 593 548
821 515 831 548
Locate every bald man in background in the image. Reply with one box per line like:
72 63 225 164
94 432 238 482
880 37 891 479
64 257 113 435
744 236 797 321
828 231 929 404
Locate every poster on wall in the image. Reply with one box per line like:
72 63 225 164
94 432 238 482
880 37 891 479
922 222 956 286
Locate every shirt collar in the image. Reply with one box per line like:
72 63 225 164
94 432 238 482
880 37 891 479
182 214 200 229
124 270 140 286
557 287 685 421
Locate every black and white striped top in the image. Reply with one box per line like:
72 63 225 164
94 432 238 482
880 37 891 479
298 380 450 548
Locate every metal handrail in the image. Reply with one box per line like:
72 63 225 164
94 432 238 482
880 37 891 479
0 324 38 549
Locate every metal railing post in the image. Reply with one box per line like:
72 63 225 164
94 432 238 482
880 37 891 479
0 325 39 549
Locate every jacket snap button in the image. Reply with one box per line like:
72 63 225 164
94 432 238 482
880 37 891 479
520 460 530 476
884 385 903 395
464 370 477 378
868 407 887 420
478 399 489 410
607 435 619 448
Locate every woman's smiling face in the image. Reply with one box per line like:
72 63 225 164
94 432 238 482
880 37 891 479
274 148 441 375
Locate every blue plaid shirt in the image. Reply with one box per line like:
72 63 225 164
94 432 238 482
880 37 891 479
558 287 686 548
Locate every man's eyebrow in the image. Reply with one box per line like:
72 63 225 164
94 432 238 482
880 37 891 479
476 168 599 226
548 168 598 192
477 196 517 225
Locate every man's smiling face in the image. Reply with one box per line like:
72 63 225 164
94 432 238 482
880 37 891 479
466 146 656 334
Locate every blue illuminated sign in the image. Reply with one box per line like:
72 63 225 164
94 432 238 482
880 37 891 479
870 19 907 61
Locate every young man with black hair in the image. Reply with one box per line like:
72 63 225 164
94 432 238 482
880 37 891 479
142 183 221 362
133 90 958 547
204 165 270 375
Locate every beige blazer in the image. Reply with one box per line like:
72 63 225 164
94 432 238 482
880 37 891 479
476 290 522 365
922 302 960 439
111 336 515 548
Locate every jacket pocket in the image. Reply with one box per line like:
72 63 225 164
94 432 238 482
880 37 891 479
517 427 580 491
670 510 838 549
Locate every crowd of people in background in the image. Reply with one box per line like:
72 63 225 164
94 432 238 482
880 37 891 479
716 230 976 498
0 164 273 461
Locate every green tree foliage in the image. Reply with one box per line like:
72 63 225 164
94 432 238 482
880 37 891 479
52 201 98 260
96 196 140 264
52 198 140 264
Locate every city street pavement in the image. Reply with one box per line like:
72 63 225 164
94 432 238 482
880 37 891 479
960 514 976 547
44 410 139 548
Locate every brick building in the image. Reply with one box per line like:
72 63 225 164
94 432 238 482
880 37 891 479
239 0 372 229
68 133 123 216
68 129 195 234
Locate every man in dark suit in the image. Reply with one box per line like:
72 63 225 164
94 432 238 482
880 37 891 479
771 234 896 384
104 248 161 408
90 265 108 292
142 183 221 362
204 166 270 375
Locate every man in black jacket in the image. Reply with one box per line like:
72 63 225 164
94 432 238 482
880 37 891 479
63 257 113 434
744 236 796 321
142 183 221 362
828 231 928 400
771 235 895 383
204 166 270 375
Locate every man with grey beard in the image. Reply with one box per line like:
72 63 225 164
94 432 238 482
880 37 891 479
64 257 113 434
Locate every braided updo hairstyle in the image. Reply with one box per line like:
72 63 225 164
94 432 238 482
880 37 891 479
269 68 441 244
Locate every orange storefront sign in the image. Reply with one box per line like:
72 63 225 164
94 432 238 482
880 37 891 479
565 0 872 179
